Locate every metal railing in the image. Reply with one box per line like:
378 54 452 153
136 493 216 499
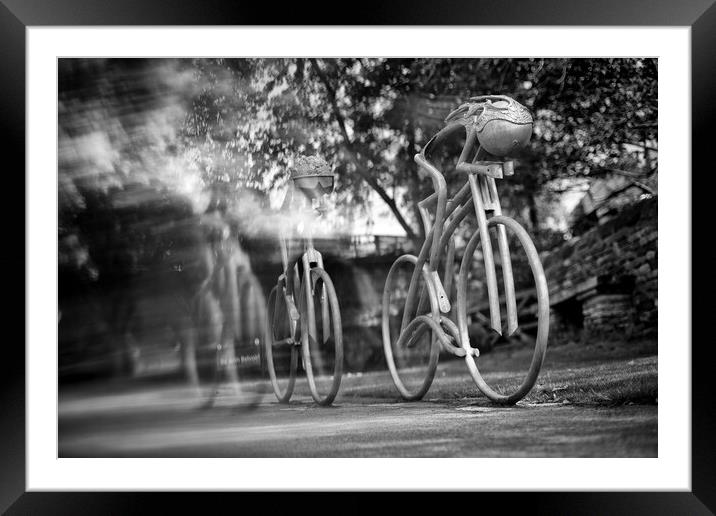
283 234 412 260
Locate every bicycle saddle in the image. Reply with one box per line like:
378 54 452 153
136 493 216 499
445 95 533 157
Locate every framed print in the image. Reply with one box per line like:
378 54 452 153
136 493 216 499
4 0 714 512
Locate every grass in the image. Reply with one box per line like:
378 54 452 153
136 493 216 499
336 338 658 407
520 357 657 406
62 336 658 410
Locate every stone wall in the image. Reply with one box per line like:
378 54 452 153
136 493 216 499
582 293 636 336
544 196 657 340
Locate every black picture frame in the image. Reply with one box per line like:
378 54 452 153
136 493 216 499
4 0 713 512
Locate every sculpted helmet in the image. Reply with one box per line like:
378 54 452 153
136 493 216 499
446 95 533 157
290 155 335 199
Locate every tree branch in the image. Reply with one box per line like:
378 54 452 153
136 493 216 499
620 141 658 153
595 167 657 179
310 58 419 242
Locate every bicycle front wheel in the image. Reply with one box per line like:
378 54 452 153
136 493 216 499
300 267 343 406
265 284 298 403
457 215 549 405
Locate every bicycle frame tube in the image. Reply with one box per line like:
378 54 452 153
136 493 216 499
401 190 472 330
398 175 492 354
405 155 448 328
405 123 485 330
396 185 486 363
414 154 447 267
410 119 518 337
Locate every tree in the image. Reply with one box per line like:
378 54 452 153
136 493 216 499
60 58 657 249
178 58 656 242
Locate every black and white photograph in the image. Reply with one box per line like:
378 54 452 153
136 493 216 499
57 56 659 458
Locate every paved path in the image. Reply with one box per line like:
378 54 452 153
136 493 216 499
59 357 657 458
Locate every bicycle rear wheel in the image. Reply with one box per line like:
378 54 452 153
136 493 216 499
300 267 343 406
265 283 298 403
457 215 549 405
381 254 440 401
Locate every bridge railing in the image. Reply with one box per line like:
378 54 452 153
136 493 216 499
281 234 412 260
347 234 412 259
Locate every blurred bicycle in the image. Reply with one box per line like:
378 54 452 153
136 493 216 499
190 212 269 409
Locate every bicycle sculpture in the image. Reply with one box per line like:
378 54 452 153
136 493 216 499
265 156 344 406
191 214 268 409
382 95 549 405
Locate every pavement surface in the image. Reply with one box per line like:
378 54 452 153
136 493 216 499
59 347 657 458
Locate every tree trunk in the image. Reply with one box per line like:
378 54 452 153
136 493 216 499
310 59 419 244
405 105 426 241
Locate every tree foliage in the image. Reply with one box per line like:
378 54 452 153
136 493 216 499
176 58 657 240
59 57 657 251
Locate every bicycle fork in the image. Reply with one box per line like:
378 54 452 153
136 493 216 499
468 172 519 337
302 246 331 346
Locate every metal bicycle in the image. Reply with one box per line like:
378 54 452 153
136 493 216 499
382 95 549 405
265 156 344 406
